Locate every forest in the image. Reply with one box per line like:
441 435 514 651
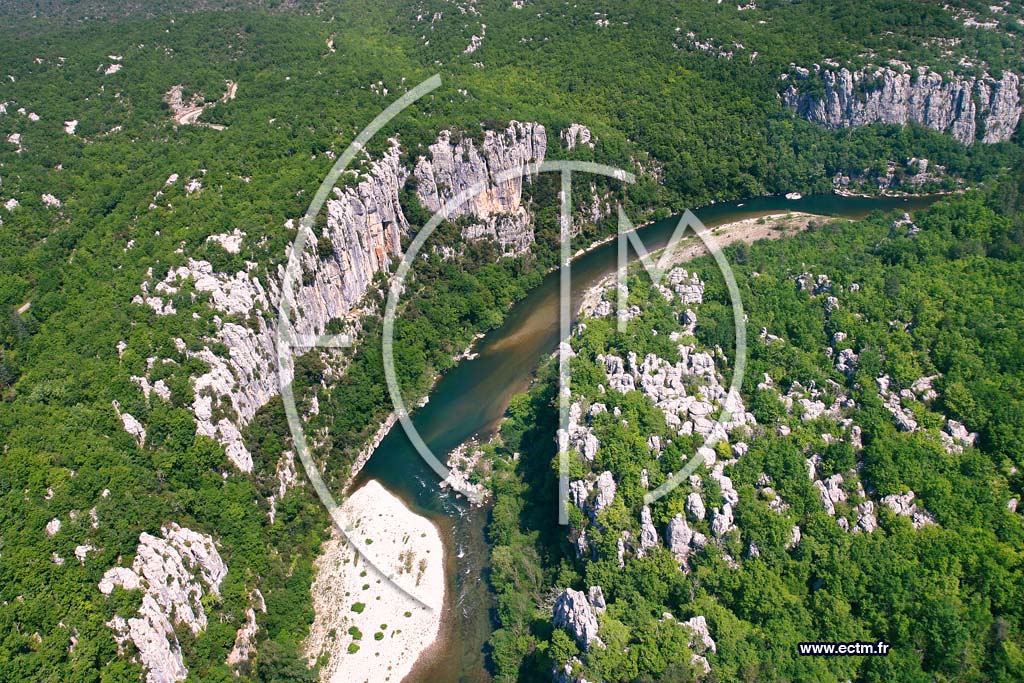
0 1 1021 681
486 172 1024 682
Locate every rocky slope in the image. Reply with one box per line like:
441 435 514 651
98 524 228 683
125 124 546 478
782 64 1021 145
550 248 977 680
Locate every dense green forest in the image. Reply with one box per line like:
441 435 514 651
0 1 1021 682
486 174 1024 682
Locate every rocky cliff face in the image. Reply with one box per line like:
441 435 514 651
414 121 547 255
286 142 409 342
782 64 1021 145
128 125 546 478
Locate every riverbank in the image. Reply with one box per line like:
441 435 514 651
324 196 940 683
305 480 446 683
579 211 836 316
833 187 964 199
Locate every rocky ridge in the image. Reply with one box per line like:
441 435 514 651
782 64 1021 145
98 524 227 683
124 124 547 478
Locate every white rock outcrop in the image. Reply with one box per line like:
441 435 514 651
553 588 603 649
686 491 706 521
99 524 227 683
569 471 617 526
665 513 707 563
45 518 61 537
638 505 659 554
710 503 735 537
563 401 600 460
205 229 245 254
681 615 717 675
414 122 546 255
814 473 847 516
226 590 265 671
561 123 594 150
783 64 1021 146
112 400 147 447
597 348 753 439
880 491 937 529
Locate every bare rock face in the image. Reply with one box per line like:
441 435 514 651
788 525 802 548
881 491 937 529
682 615 717 676
226 590 265 671
45 517 62 537
639 505 660 554
855 501 878 533
783 64 1021 146
665 513 693 560
112 400 147 447
594 471 617 513
568 471 617 527
295 141 409 339
687 491 706 521
877 375 919 433
414 121 547 255
667 268 705 305
683 615 717 653
597 349 753 438
99 524 227 683
710 503 735 537
553 588 602 650
814 473 847 516
665 513 706 561
942 419 978 453
561 123 594 150
835 347 858 377
563 401 600 460
130 125 548 477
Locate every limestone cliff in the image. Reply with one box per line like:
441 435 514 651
129 124 546 476
284 142 409 344
414 121 547 255
782 64 1021 145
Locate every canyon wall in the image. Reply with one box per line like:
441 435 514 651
128 124 547 475
414 121 547 255
782 64 1021 145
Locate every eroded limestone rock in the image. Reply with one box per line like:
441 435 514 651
99 524 227 683
553 588 602 650
783 64 1021 145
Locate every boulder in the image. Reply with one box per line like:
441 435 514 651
553 588 602 650
686 492 706 521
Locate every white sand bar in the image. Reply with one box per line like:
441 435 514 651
305 480 445 683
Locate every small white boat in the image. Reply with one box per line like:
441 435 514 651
785 192 802 200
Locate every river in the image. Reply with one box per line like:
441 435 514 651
351 193 939 682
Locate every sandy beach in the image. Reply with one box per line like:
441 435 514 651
305 480 446 683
